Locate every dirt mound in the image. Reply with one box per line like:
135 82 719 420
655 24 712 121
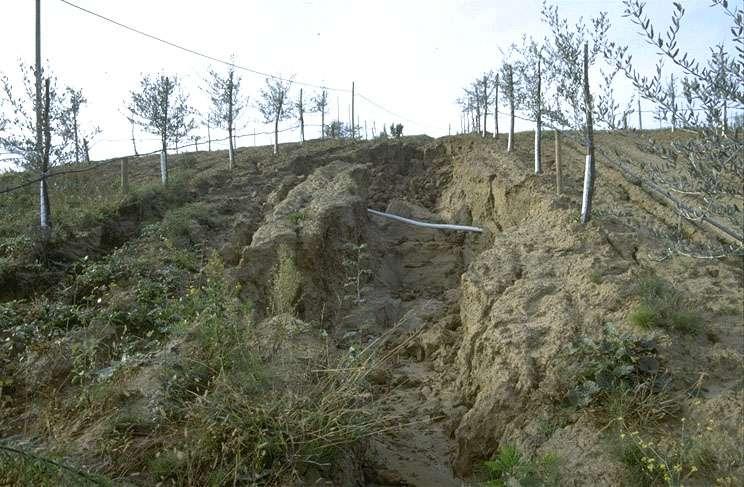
235 160 368 323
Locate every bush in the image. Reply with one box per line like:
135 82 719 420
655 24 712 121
564 324 676 426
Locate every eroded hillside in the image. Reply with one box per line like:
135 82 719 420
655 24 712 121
1 132 742 486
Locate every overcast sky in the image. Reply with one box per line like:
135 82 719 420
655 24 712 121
0 0 737 169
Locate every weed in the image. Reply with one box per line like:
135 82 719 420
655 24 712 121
629 276 702 334
287 211 306 225
270 245 302 316
342 242 372 305
614 415 738 487
483 445 560 486
564 324 676 427
0 446 111 486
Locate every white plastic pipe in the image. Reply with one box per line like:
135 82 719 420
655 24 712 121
367 208 483 233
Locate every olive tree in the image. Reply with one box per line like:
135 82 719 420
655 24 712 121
205 63 246 169
257 78 293 155
0 63 72 233
312 88 328 139
128 74 194 184
609 0 743 249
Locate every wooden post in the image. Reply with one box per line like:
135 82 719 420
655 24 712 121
555 130 562 195
482 74 488 138
534 56 542 175
507 64 514 153
494 73 499 138
207 119 212 151
40 78 52 235
351 82 355 140
228 72 235 169
36 0 52 236
637 97 642 130
580 42 596 225
121 157 129 194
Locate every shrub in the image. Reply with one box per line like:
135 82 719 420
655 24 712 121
565 324 676 427
483 445 560 487
628 276 702 334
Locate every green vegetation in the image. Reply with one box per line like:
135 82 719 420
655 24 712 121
270 245 302 316
614 416 739 487
564 324 676 427
628 276 702 334
483 445 560 487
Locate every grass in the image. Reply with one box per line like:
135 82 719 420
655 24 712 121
628 276 702 334
483 445 560 487
270 244 302 316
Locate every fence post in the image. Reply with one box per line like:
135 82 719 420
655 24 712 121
121 157 129 194
507 64 514 153
637 97 642 130
351 82 355 140
580 42 596 225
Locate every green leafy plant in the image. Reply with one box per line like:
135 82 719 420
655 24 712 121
484 445 560 486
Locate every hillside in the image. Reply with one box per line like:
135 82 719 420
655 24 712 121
0 132 742 486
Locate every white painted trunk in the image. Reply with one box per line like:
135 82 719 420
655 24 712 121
39 179 50 230
580 154 592 222
534 125 542 174
160 150 168 185
507 131 513 153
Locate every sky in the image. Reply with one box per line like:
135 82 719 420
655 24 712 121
0 0 738 170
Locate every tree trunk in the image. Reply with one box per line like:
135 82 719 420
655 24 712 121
131 121 138 155
73 110 79 164
321 107 325 140
494 73 499 138
83 138 90 162
351 82 355 140
228 76 234 169
722 101 728 135
273 115 279 155
534 58 542 174
482 75 488 138
580 43 596 225
160 142 168 185
507 65 514 153
555 130 562 195
299 88 305 144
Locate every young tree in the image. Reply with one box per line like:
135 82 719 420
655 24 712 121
61 87 100 164
0 63 69 169
296 88 305 144
257 78 293 156
542 4 611 222
500 63 517 152
312 88 328 140
205 64 246 169
128 74 193 184
0 63 72 234
514 38 549 173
